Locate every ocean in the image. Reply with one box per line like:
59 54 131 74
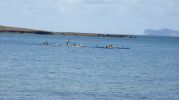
0 33 179 100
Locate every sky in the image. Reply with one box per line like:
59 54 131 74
0 0 179 35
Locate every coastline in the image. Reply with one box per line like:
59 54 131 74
0 25 136 38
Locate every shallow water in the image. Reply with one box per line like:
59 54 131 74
0 33 179 100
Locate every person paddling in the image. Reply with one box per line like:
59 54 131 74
43 41 49 45
66 39 70 46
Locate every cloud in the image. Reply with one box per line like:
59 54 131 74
0 0 179 16
0 0 60 15
57 0 179 16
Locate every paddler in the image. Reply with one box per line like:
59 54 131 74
66 39 70 46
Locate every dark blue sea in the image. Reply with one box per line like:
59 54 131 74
0 33 179 100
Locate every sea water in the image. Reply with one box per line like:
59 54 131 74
0 33 179 100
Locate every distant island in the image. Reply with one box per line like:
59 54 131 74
0 25 136 38
144 28 179 37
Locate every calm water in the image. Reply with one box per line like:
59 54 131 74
0 33 179 100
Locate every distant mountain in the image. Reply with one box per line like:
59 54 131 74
144 28 179 36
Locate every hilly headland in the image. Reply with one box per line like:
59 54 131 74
0 25 136 38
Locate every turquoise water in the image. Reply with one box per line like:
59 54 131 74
0 33 179 100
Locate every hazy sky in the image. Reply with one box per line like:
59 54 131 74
0 0 179 35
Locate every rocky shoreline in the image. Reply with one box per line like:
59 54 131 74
0 25 136 38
